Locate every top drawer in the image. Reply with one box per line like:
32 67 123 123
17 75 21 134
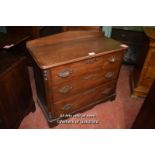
51 51 123 86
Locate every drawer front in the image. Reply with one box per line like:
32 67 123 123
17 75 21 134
51 51 123 86
52 68 118 102
53 81 116 117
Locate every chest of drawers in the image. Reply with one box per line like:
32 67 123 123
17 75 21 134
27 31 127 127
0 52 35 128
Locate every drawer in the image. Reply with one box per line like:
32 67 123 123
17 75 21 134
53 81 116 117
51 51 123 86
52 68 118 102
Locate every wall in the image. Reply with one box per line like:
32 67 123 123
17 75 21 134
102 26 112 38
0 26 7 33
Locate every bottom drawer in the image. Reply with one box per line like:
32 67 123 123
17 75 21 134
53 81 116 117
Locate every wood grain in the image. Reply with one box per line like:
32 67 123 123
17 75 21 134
27 31 126 127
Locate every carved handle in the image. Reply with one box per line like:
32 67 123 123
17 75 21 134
85 58 97 64
62 104 72 110
101 88 112 95
108 56 116 63
104 72 115 79
58 68 72 78
59 85 72 94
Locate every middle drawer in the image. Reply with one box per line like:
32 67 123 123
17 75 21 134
51 67 118 102
51 51 122 86
53 81 116 117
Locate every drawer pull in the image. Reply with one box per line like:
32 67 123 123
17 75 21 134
82 74 96 80
83 88 96 96
85 58 97 64
101 88 112 95
104 72 115 79
59 85 72 94
62 104 72 110
108 56 116 63
58 68 72 78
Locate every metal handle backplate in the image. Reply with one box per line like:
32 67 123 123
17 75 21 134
58 68 72 78
62 104 72 110
59 85 72 94
104 72 115 79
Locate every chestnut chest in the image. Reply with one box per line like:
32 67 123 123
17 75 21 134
27 31 127 127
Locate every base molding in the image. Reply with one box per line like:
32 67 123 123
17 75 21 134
130 73 147 98
37 94 116 128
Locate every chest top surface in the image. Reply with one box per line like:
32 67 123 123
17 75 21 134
27 31 127 69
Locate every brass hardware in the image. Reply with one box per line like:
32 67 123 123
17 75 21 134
58 68 72 78
62 104 72 110
104 72 114 79
43 70 48 80
108 56 116 63
101 88 112 95
59 85 72 94
85 58 97 64
82 89 96 96
82 74 96 80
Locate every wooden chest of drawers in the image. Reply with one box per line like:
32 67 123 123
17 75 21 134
27 31 127 127
0 52 35 128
